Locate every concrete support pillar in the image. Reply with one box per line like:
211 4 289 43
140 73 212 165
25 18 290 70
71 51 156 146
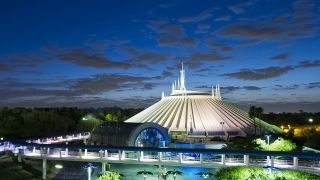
79 149 82 159
42 158 47 179
32 147 36 154
178 153 183 163
221 154 226 166
140 151 144 160
158 152 163 162
65 142 68 156
267 156 270 165
87 166 92 180
18 155 22 163
122 150 125 159
47 148 50 155
83 138 87 144
84 149 88 156
200 153 203 164
104 150 108 159
270 156 274 167
118 150 122 160
244 155 249 166
293 157 298 169
102 162 106 172
59 150 62 158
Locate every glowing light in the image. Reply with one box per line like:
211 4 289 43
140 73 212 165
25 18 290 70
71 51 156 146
309 118 313 123
55 164 63 169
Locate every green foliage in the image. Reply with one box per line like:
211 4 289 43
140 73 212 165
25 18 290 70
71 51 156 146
98 172 122 180
223 137 259 150
0 107 143 138
215 166 320 180
254 137 297 151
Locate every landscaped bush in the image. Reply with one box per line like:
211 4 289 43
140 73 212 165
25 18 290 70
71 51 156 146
215 166 320 180
254 137 297 151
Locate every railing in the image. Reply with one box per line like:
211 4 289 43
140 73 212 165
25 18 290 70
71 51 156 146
1 134 320 180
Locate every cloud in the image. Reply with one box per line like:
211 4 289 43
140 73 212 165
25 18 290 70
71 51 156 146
126 47 169 63
0 52 52 71
306 82 320 89
222 66 294 80
214 15 231 22
218 0 319 41
273 84 300 90
177 9 213 23
181 38 198 45
47 47 134 69
271 52 291 61
228 2 253 14
209 44 233 51
189 49 231 62
85 38 130 49
222 59 320 80
296 60 320 68
147 19 199 46
147 20 185 36
195 85 262 93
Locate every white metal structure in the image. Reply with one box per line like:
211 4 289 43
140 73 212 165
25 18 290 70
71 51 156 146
126 64 281 136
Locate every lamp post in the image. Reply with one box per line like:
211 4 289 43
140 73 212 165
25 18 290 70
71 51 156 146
220 122 225 139
84 163 97 180
265 135 271 145
55 164 65 180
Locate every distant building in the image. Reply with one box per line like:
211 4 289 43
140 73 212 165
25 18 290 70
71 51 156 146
125 63 281 140
90 64 281 147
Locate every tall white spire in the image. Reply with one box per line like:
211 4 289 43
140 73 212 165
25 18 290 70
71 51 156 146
212 85 215 98
180 62 186 90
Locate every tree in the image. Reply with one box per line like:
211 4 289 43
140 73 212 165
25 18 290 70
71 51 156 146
158 168 168 180
136 170 153 180
98 172 123 180
167 169 183 180
105 114 118 122
249 106 264 136
196 172 214 179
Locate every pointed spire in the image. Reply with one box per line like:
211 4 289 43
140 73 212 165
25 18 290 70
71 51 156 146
177 79 180 89
162 91 165 99
180 62 186 90
212 85 215 98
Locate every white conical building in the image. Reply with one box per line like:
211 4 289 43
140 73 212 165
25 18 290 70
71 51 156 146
125 64 281 137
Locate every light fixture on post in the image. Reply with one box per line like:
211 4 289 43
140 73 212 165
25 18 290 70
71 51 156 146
55 164 65 180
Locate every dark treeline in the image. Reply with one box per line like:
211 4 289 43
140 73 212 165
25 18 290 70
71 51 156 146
0 107 143 138
262 111 320 126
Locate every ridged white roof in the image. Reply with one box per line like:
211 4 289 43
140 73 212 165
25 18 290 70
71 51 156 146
125 92 281 136
125 64 281 136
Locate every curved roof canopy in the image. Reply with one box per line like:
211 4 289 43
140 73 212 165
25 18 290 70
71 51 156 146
125 64 281 137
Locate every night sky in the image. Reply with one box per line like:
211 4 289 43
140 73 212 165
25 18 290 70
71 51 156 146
1 0 320 112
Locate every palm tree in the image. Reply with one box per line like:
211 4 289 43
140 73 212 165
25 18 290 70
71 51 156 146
167 169 183 180
249 106 264 136
249 106 257 136
158 168 168 180
196 171 214 179
137 170 153 180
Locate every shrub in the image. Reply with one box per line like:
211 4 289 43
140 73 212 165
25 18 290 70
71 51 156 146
215 166 320 180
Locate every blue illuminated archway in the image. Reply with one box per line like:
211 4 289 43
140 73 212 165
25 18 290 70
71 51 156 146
128 122 170 147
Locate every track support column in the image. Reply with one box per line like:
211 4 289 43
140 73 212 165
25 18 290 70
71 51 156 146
293 157 298 169
178 153 183 163
200 153 203 164
221 154 226 166
42 158 47 179
270 156 274 167
158 152 163 162
244 155 249 166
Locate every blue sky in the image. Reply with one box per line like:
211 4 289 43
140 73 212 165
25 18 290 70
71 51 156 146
0 0 320 112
